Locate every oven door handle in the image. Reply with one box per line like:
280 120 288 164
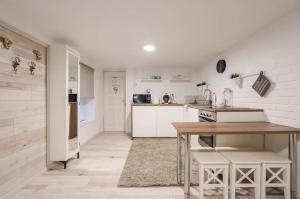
198 116 216 122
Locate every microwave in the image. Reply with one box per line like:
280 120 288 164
68 94 77 103
133 94 151 104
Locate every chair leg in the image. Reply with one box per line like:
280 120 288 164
261 164 266 199
230 164 236 199
199 164 204 199
284 187 290 199
284 164 291 199
262 163 291 199
223 165 229 199
254 165 261 199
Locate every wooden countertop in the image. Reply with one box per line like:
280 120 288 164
131 103 263 112
189 105 263 112
131 103 184 106
172 122 300 135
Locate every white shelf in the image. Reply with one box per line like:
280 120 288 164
141 79 162 82
170 79 191 82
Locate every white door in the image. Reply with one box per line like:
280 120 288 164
104 71 126 131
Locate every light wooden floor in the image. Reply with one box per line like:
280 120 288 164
10 132 282 199
11 132 194 199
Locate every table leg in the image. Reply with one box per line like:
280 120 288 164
177 131 182 184
184 134 191 196
289 133 297 199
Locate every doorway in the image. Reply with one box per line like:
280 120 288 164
103 71 126 132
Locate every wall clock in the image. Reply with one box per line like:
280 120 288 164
216 59 226 73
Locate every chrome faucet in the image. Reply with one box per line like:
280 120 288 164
203 87 212 105
212 92 217 106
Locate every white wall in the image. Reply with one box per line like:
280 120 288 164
125 67 199 132
196 7 300 196
79 69 104 144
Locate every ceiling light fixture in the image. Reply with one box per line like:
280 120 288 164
143 44 156 52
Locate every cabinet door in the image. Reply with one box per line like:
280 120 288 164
183 107 198 122
157 107 183 137
183 107 199 147
132 106 157 137
188 107 199 121
182 106 189 122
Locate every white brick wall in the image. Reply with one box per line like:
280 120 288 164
125 67 199 132
197 7 300 197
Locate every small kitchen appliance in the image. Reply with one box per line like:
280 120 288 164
133 94 151 103
162 93 170 104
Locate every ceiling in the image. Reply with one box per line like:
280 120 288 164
0 0 299 69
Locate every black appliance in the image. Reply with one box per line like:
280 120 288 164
69 94 77 102
133 94 151 104
198 110 216 147
162 93 170 104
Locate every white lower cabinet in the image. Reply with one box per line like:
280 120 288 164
132 106 157 137
157 107 183 137
183 106 199 122
132 105 186 137
182 106 199 147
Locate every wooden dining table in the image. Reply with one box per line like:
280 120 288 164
172 122 300 199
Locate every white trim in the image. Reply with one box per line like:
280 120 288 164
0 19 49 47
103 69 126 72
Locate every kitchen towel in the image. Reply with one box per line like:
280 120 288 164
252 71 271 97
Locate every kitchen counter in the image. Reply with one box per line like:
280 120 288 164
172 122 300 134
131 103 184 106
189 104 264 112
131 103 184 137
131 103 264 112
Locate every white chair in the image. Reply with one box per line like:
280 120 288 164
254 152 291 199
192 151 229 199
220 151 261 199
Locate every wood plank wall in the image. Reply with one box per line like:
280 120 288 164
0 25 47 198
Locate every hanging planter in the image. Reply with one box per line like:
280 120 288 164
0 36 13 49
28 61 36 75
230 73 241 87
11 57 21 73
32 49 42 61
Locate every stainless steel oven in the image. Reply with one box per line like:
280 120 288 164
198 110 216 147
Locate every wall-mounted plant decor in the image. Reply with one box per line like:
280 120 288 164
11 57 21 73
32 49 42 61
196 81 207 87
0 36 13 49
28 61 36 75
230 73 240 79
230 73 241 87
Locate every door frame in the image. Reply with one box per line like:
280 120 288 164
103 70 126 132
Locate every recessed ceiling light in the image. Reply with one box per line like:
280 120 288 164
143 44 156 52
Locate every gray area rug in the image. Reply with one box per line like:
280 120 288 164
118 138 198 187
